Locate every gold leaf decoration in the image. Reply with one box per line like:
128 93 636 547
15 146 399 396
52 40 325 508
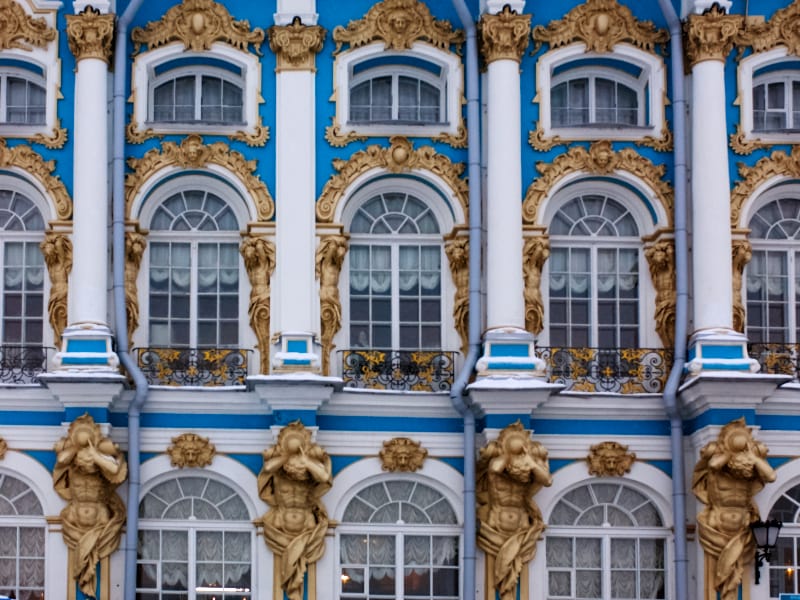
479 5 531 64
444 235 469 354
241 236 275 375
523 235 549 335
269 17 326 72
66 6 114 64
316 235 349 376
529 122 673 153
734 1 800 57
432 123 468 148
125 232 147 344
586 441 636 477
0 0 56 51
0 139 71 220
684 5 742 68
30 125 68 150
732 239 752 333
41 233 72 348
0 436 6 460
644 238 675 348
167 433 216 468
729 124 773 156
324 123 368 148
730 146 800 227
380 437 427 472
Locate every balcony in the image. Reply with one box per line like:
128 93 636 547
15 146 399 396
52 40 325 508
134 347 250 387
748 343 800 379
340 349 457 392
0 345 52 384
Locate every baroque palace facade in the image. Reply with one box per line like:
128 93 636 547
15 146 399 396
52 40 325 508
4 0 800 599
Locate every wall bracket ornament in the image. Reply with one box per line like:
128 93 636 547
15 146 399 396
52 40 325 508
269 17 326 72
316 234 348 376
0 139 71 219
125 231 146 344
31 124 68 150
684 4 743 68
167 433 216 468
41 233 72 348
445 235 469 354
732 238 752 333
379 437 428 472
66 6 115 65
523 235 549 336
479 5 531 65
0 0 56 51
730 146 800 228
586 441 636 476
644 237 676 348
241 236 276 375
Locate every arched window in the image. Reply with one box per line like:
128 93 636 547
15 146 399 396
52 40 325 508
0 471 46 599
137 475 254 599
545 482 667 600
0 69 46 125
764 481 800 597
151 65 244 125
337 478 460 600
551 68 641 128
752 70 800 133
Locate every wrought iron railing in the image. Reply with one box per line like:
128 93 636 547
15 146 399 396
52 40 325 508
134 347 250 387
340 349 457 392
748 343 800 379
537 347 674 393
0 345 51 384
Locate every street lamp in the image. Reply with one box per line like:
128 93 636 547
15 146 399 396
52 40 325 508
751 518 783 585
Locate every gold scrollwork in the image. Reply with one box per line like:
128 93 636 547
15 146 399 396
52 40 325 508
734 2 800 57
728 124 777 156
269 17 326 72
523 235 549 336
332 0 464 55
528 122 673 153
316 234 348 376
125 135 274 221
644 238 676 348
380 437 427 472
444 235 468 354
586 441 636 477
0 139 71 220
125 232 147 344
324 123 368 148
0 436 7 460
684 5 743 68
66 6 114 65
127 118 270 148
241 236 276 375
479 5 531 65
316 136 468 223
30 124 68 150
732 238 752 334
522 140 673 226
167 432 216 468
40 233 72 348
532 0 667 54
131 0 265 55
730 146 800 227
0 0 56 51
432 122 468 148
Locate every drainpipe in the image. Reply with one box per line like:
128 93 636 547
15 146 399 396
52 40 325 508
110 2 149 599
450 1 481 598
655 2 689 600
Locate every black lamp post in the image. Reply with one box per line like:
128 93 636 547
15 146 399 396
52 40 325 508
751 518 783 585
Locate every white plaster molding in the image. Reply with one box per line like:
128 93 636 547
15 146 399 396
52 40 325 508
535 434 672 461
0 425 65 450
679 373 789 419
534 393 668 421
316 430 464 457
275 0 317 25
322 390 460 418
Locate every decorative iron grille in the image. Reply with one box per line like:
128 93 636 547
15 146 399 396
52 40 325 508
749 343 800 379
537 347 673 393
134 347 250 386
0 345 50 384
340 349 457 392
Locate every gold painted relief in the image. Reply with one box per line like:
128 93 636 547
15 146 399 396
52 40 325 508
380 437 427 472
0 0 56 50
317 136 468 223
734 1 800 57
730 146 800 227
316 234 348 376
729 124 776 156
31 125 68 150
644 237 676 348
586 441 636 477
258 422 332 600
66 6 114 64
0 139 71 219
125 232 147 344
167 432 216 468
269 17 326 72
445 234 469 354
125 135 274 220
477 422 552 600
693 418 776 600
479 5 531 65
685 5 743 68
241 236 276 375
0 436 7 460
523 235 549 336
732 238 752 333
127 117 270 148
40 232 72 348
53 414 128 599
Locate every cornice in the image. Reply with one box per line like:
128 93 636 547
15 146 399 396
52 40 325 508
66 6 114 65
479 5 530 65
268 17 326 72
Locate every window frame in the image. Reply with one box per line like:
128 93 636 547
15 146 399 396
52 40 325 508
550 67 645 129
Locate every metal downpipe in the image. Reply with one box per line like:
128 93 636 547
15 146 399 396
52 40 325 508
655 2 690 600
450 1 482 598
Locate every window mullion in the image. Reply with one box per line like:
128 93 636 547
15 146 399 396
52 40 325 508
190 242 199 348
0 75 7 123
391 75 399 121
590 245 599 347
602 535 611 600
189 528 196 600
396 533 404 599
391 244 400 349
589 76 597 123
194 75 202 121
791 250 798 344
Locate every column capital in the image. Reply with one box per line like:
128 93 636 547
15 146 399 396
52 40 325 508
479 5 531 65
268 17 326 72
66 6 114 65
684 4 743 68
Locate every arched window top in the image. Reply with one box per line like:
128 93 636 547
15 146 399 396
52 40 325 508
0 472 43 516
749 197 800 239
151 65 244 125
0 190 44 231
349 191 440 235
342 479 458 525
149 189 239 232
549 195 639 237
139 476 250 521
551 65 643 128
549 482 663 527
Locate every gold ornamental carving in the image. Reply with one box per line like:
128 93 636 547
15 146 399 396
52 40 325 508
0 436 6 460
729 124 773 156
730 146 800 227
326 119 469 151
479 5 531 65
523 235 549 336
644 238 676 348
734 2 800 57
0 139 71 219
316 234 348 376
380 437 427 472
125 135 274 220
586 441 636 477
317 136 468 223
41 233 72 348
269 17 325 72
241 236 276 375
258 421 332 600
528 120 673 153
522 140 673 226
732 239 752 333
53 414 128 598
31 125 69 150
125 232 147 344
477 422 552 600
692 418 776 600
532 0 667 54
167 433 216 468
131 0 265 54
66 6 114 65
445 235 469 355
0 0 56 51
332 0 464 54
684 5 743 68
127 117 271 148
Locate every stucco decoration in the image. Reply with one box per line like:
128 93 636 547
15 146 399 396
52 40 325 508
167 433 216 468
693 418 776 600
40 232 72 348
241 236 276 375
734 1 800 57
316 136 468 223
258 421 332 600
0 0 56 50
531 0 668 53
529 120 673 153
269 17 325 72
685 4 743 68
66 6 114 65
644 238 676 348
523 235 549 336
326 121 468 150
316 234 348 376
730 147 800 227
732 238 752 333
445 235 469 354
0 139 71 220
0 436 7 460
479 5 531 65
522 140 673 226
379 437 428 472
31 125 68 150
586 441 636 477
127 116 270 148
53 414 128 598
332 0 464 54
124 231 146 344
130 0 265 55
477 422 553 600
125 135 274 221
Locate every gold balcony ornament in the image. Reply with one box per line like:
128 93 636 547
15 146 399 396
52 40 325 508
644 238 676 348
53 414 128 599
693 418 776 600
316 234 348 375
586 441 636 477
0 436 7 460
167 433 216 468
685 4 743 68
66 6 115 65
478 422 553 600
40 233 72 348
241 236 276 375
269 17 326 72
125 232 146 344
523 235 549 335
258 422 332 600
0 0 56 51
479 5 531 65
380 437 427 472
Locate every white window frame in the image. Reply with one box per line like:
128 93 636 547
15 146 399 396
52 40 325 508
149 65 245 125
550 66 645 128
535 43 666 143
751 70 800 133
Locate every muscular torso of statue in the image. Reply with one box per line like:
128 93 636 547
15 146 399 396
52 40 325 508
704 473 753 535
486 473 531 534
